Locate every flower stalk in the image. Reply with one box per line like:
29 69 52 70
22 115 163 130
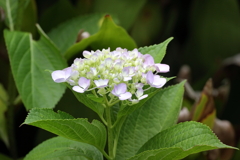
106 105 114 159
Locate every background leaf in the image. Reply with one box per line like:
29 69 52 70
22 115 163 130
191 79 216 129
0 0 36 32
0 153 12 160
4 26 67 110
39 0 78 32
0 84 8 147
132 121 236 160
23 108 106 152
48 13 103 54
24 136 103 160
116 81 185 160
92 0 146 30
0 0 19 30
138 37 173 63
64 15 137 59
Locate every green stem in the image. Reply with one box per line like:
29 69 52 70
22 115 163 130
98 112 107 126
6 71 18 159
101 149 112 160
106 105 114 159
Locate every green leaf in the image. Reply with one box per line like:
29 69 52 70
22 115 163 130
18 0 37 36
4 26 67 110
66 84 104 117
0 0 19 30
129 121 236 160
130 3 162 46
0 84 8 147
48 13 103 54
64 15 137 60
0 153 12 160
24 136 103 160
87 94 104 103
23 108 107 152
138 37 173 63
93 0 146 29
116 81 185 159
117 88 159 119
0 0 33 31
39 0 79 32
117 77 175 119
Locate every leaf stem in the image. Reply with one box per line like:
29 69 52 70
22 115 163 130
98 113 107 126
101 150 112 160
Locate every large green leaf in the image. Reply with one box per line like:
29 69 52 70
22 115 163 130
4 26 67 110
48 13 103 54
24 136 103 160
117 88 159 119
93 0 146 29
64 15 137 60
23 108 106 152
66 84 104 118
116 81 185 159
138 37 173 63
129 121 236 160
0 0 33 31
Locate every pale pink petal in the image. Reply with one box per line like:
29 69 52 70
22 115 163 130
83 50 91 58
119 92 132 100
135 83 144 89
143 54 155 66
51 67 72 83
111 83 127 96
123 77 132 81
155 64 170 73
152 75 167 88
78 77 90 90
72 86 85 93
146 71 154 85
135 88 144 98
51 70 66 83
94 79 109 88
90 67 97 76
138 94 148 100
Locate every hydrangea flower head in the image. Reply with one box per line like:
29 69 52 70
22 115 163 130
51 48 169 104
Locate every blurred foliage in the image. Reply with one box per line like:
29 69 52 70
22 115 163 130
0 0 240 159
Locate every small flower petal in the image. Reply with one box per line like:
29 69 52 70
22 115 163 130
135 83 144 89
119 92 132 100
51 67 72 83
143 54 155 67
94 79 109 88
83 50 91 58
152 75 167 88
135 88 144 98
111 83 127 96
146 71 154 85
78 77 90 90
72 86 85 93
155 64 170 73
138 94 148 100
